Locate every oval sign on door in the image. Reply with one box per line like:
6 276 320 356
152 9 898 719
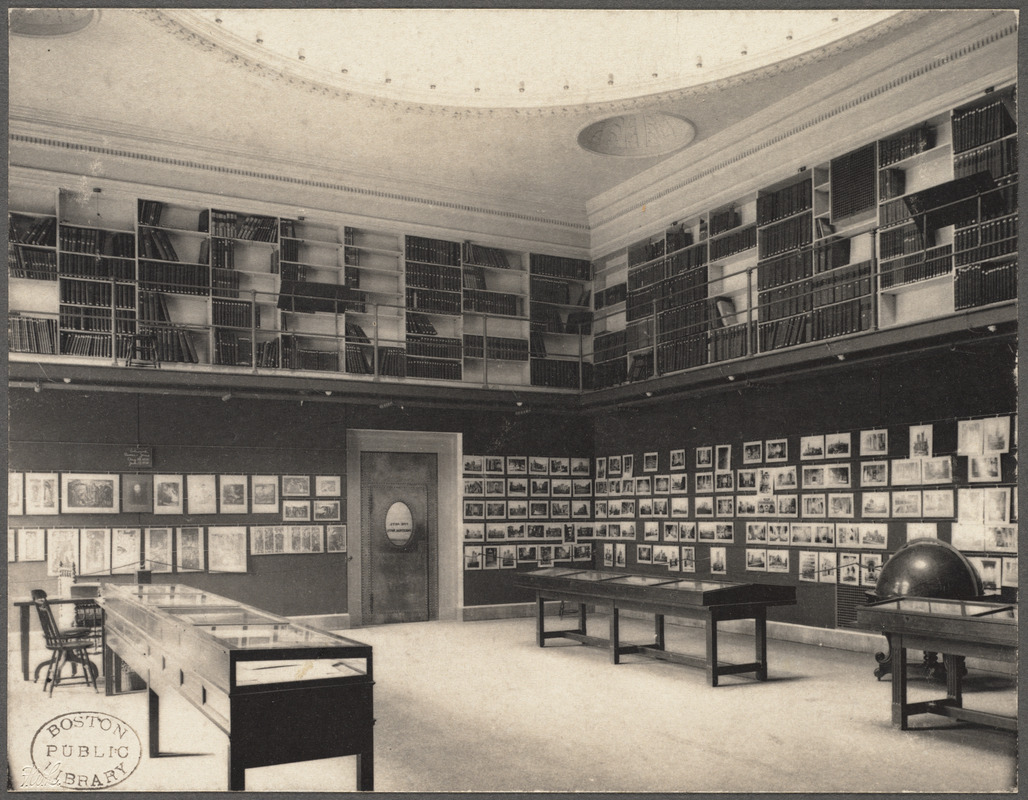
385 501 414 546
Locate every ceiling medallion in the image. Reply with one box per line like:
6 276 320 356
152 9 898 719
578 113 696 158
10 8 99 37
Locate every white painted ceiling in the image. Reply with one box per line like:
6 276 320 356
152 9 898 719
9 8 943 223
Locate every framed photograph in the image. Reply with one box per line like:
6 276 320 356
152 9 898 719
9 472 23 516
642 452 659 473
80 528 111 576
219 475 248 514
736 469 757 491
710 546 727 575
715 472 735 492
594 480 608 497
282 475 311 497
653 475 670 494
484 456 505 475
800 435 825 461
715 445 732 472
765 439 788 463
500 544 518 568
176 526 204 572
906 522 938 541
986 525 1016 553
606 455 622 477
860 429 889 457
486 523 506 541
695 447 713 469
825 433 851 459
316 475 342 496
716 497 735 518
790 523 814 546
463 455 485 474
670 449 685 471
921 489 955 519
111 528 141 573
745 548 767 572
828 493 854 519
680 546 696 573
670 474 688 494
250 526 284 556
549 457 570 476
774 466 797 491
891 459 922 486
838 553 861 585
801 465 825 489
745 522 767 543
18 528 46 562
614 543 627 567
507 500 528 519
252 475 280 513
325 524 347 553
528 501 548 519
697 522 717 542
837 524 861 547
120 474 152 513
860 461 889 488
507 456 527 475
283 500 311 522
594 457 607 479
463 523 485 542
983 487 1010 524
570 457 590 476
662 521 680 542
957 488 985 523
571 500 591 519
714 523 734 543
636 544 653 565
767 549 790 574
968 455 1001 483
776 495 798 517
860 523 889 550
679 522 697 543
921 456 953 484
549 500 570 518
184 474 216 515
695 472 714 493
622 454 634 477
798 551 819 582
982 416 1010 453
643 520 660 541
909 424 933 458
622 478 635 495
482 546 499 569
47 529 79 576
670 496 690 518
694 496 714 518
62 473 119 514
144 527 173 573
486 501 508 519
967 556 1001 592
860 553 885 587
313 499 341 522
951 522 985 551
289 525 323 554
742 441 762 465
957 419 984 455
550 478 572 497
825 465 851 488
484 478 505 497
24 473 59 515
207 526 248 573
861 491 891 517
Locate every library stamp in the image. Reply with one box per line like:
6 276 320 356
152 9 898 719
29 712 141 790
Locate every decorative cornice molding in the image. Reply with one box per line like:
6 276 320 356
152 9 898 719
589 16 1018 235
142 8 929 120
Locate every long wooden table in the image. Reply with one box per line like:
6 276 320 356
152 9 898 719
857 596 1017 731
100 584 374 791
514 568 796 686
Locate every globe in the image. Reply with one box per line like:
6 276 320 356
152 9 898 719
874 538 983 600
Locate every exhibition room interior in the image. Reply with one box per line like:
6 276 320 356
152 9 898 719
6 7 1021 794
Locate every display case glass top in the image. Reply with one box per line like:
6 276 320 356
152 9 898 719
867 597 1016 620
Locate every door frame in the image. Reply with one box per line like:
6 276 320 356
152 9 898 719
346 429 461 627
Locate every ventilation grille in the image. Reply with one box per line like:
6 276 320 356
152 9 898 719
830 143 877 221
835 583 870 629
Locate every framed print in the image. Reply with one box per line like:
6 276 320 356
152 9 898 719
636 544 653 564
694 497 714 518
837 524 860 547
207 526 248 573
186 474 217 515
151 474 183 515
283 500 311 522
957 419 984 455
967 556 1001 592
774 466 797 491
9 472 23 515
287 524 325 555
745 522 767 543
859 523 889 549
622 478 635 495
482 546 499 569
24 473 59 515
968 455 1001 483
111 528 141 573
529 501 548 519
594 499 608 518
982 416 1010 453
622 454 634 477
891 458 922 486
594 457 607 479
507 500 528 519
500 545 518 568
549 457 570 476
698 522 717 542
601 543 614 567
463 455 485 474
860 553 884 587
680 546 696 573
485 456 505 474
710 546 727 575
958 488 985 523
715 472 735 492
776 495 798 517
653 475 670 494
670 496 690 518
517 544 538 562
282 475 311 497
252 475 280 513
550 478 572 496
614 543 627 567
144 527 173 573
714 523 734 543
680 521 697 543
985 525 1016 552
756 496 777 516
860 462 889 487
18 528 45 562
80 528 111 576
486 501 508 519
484 478 505 496
642 452 659 473
765 439 788 463
635 476 652 495
47 529 79 576
643 521 660 541
250 526 284 555
742 441 762 465
860 429 889 457
670 449 685 470
838 553 861 585
921 489 955 518
486 523 506 541
790 523 814 545
798 551 819 582
715 445 732 472
909 424 933 458
921 456 953 484
716 497 735 517
983 487 1010 524
663 521 680 542
828 493 854 519
571 500 591 519
313 499 341 521
670 474 688 494
737 469 757 491
176 526 204 571
507 456 527 475
461 547 481 572
825 433 851 459
463 523 485 542
121 474 153 513
606 455 622 477
825 465 851 488
1002 557 1018 588
695 447 713 468
800 435 825 460
861 492 891 517
951 522 985 551
538 545 555 567
814 524 836 547
745 548 767 571
62 473 119 514
801 465 825 489
570 457 590 476
549 500 569 518
574 524 594 540
757 469 774 494
767 549 790 574
695 472 713 493
316 475 342 496
530 477 550 497
219 475 248 514
594 480 608 496
906 522 938 541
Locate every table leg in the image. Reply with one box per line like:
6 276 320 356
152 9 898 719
536 596 546 647
577 603 587 636
227 747 246 791
706 617 719 687
754 607 768 681
148 688 160 758
654 614 665 651
20 605 30 682
356 749 374 791
891 640 908 729
610 605 620 665
944 653 963 708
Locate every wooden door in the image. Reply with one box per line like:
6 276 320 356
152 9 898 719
360 451 438 624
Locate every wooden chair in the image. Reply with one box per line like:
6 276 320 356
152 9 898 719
31 589 98 696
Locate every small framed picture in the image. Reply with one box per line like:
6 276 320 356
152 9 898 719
800 435 825 460
316 475 342 496
745 548 767 572
767 549 790 574
909 424 933 458
860 523 889 549
765 439 788 463
710 546 727 575
487 501 508 519
776 495 798 517
695 472 714 493
695 447 713 468
486 524 506 542
484 478 505 497
891 459 922 486
635 476 652 495
282 475 311 497
825 433 851 459
860 553 885 587
80 528 111 576
550 478 572 497
827 493 854 519
464 546 483 570
694 497 715 518
549 457 570 476
18 528 46 562
861 492 891 517
463 455 485 474
670 474 688 494
507 456 527 475
921 456 953 484
715 445 732 472
111 528 141 573
252 476 280 513
24 473 59 515
326 524 348 552
219 475 248 514
670 496 690 518
790 524 814 546
982 416 1010 453
313 499 341 521
606 455 622 477
653 475 670 494
774 466 798 491
283 500 311 522
622 455 634 477
570 457 590 476
983 487 1011 524
143 527 173 573
715 472 735 492
464 478 485 496
951 522 985 551
826 465 851 488
594 457 607 479
957 419 984 455
802 494 826 518
463 523 486 542
670 450 685 471
529 456 549 475
922 489 955 518
121 475 153 513
742 441 763 465
860 429 889 457
958 488 985 523
860 462 889 487
801 465 825 489
642 452 659 473
906 522 938 541
186 474 217 515
507 500 528 519
485 456 505 474
838 553 861 585
506 477 528 497
798 551 819 582
530 477 550 497
968 455 1001 483
680 546 696 573
9 472 23 516
986 525 1016 552
152 474 183 515
62 473 119 514
716 497 735 517
176 527 205 572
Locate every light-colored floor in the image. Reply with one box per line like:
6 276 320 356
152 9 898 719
7 615 1018 793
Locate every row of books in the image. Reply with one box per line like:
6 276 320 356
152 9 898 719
878 124 934 167
668 242 707 274
757 250 812 291
213 331 279 368
61 332 133 359
210 238 236 270
405 313 438 336
138 228 181 262
462 266 487 290
593 330 627 363
464 289 521 317
200 209 278 243
406 335 462 360
406 262 461 292
810 296 873 341
408 355 462 381
625 318 654 353
953 137 1017 181
9 315 57 354
281 336 338 371
60 278 135 308
530 305 592 335
625 283 659 322
59 252 135 281
406 288 462 315
709 207 741 237
213 298 259 329
530 358 580 389
657 301 709 343
656 334 708 374
528 253 591 281
137 200 166 227
139 260 211 295
60 307 134 334
139 324 200 364
709 224 757 261
878 168 906 202
529 332 546 357
59 226 135 259
758 213 813 260
212 266 243 299
757 179 812 226
10 214 56 246
814 238 852 274
759 282 813 323
592 357 628 389
462 242 513 270
593 282 627 310
530 276 590 307
952 94 1017 155
627 258 666 291
711 323 749 362
812 260 873 308
345 343 373 374
657 269 709 312
627 237 665 269
406 235 461 267
627 352 654 382
953 216 1018 266
879 245 953 289
378 346 407 377
879 195 917 228
462 334 530 361
954 259 1017 310
666 225 696 253
759 314 810 352
9 243 57 279
879 222 933 260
